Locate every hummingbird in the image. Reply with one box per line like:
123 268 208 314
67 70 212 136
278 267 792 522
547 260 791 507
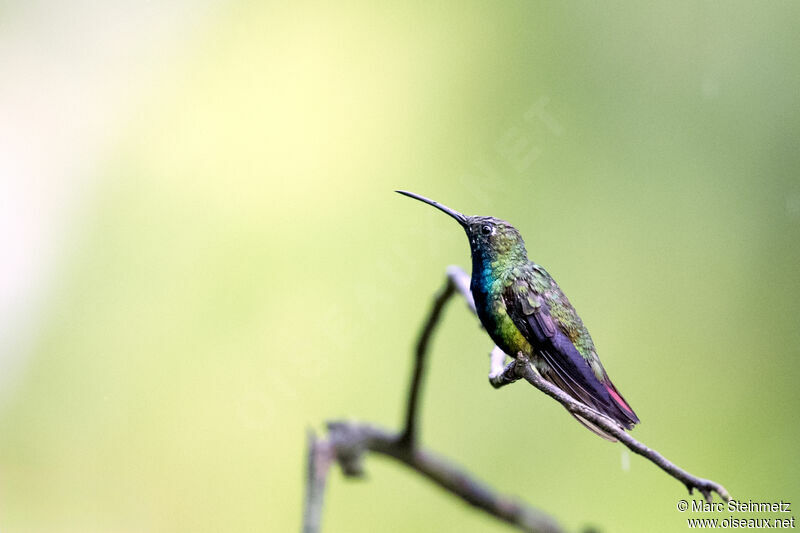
396 190 639 440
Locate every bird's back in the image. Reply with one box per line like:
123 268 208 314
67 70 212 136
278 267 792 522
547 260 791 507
500 261 640 434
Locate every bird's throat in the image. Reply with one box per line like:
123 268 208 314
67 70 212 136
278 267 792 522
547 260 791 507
470 247 526 290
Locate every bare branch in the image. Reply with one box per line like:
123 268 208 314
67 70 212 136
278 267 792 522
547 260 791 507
303 265 566 533
303 430 334 533
512 355 731 503
490 346 508 376
399 266 484 447
398 276 455 447
446 265 476 312
318 421 564 533
444 266 731 504
489 354 521 389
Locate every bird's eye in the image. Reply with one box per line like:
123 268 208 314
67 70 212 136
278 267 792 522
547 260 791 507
481 225 492 235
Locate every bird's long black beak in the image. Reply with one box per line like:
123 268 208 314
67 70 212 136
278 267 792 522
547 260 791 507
395 190 468 226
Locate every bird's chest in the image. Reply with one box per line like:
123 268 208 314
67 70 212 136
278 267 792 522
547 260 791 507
471 274 532 356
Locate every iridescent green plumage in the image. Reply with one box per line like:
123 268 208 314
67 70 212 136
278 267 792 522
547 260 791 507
397 191 639 440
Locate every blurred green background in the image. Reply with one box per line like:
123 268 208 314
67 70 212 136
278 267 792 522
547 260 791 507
1 2 799 532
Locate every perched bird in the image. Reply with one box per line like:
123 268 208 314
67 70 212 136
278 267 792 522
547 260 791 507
397 190 639 440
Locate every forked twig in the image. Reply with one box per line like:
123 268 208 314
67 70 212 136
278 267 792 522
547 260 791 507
303 269 564 532
304 421 562 533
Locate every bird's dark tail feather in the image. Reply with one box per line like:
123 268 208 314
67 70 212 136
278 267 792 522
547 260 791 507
569 412 619 442
603 380 640 427
536 347 639 435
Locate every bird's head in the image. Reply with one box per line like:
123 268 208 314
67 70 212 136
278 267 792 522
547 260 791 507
396 191 528 263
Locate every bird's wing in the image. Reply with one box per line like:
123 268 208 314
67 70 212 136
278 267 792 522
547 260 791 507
502 272 639 432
